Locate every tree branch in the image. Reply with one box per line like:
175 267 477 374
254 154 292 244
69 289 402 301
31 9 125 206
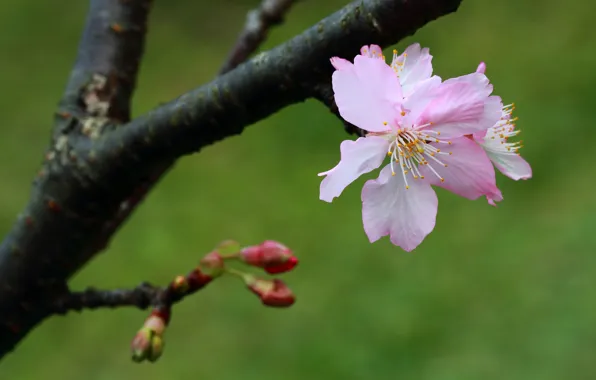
0 0 462 359
56 0 151 134
90 0 299 260
100 0 461 164
0 0 152 356
219 0 299 75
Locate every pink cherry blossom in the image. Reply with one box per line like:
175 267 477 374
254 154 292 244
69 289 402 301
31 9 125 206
319 45 503 251
473 62 532 181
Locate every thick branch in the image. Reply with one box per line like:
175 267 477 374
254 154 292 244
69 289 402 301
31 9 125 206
100 0 461 165
0 0 152 356
0 0 461 359
57 0 151 133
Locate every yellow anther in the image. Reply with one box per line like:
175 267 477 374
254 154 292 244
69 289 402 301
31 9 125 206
440 178 445 182
405 186 410 190
383 121 388 125
391 172 396 176
400 111 406 116
393 49 397 54
387 151 392 156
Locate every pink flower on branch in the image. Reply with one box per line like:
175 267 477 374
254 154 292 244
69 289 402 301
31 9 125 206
319 44 507 251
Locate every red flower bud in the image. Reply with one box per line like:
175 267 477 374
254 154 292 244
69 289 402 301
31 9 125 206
240 240 298 274
247 278 295 308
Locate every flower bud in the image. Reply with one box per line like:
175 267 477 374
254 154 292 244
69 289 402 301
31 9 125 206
145 313 167 335
148 335 164 363
131 327 153 362
199 251 225 278
246 277 295 308
172 275 189 294
240 240 298 274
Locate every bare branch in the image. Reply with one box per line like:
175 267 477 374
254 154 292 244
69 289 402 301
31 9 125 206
220 0 299 75
0 0 462 358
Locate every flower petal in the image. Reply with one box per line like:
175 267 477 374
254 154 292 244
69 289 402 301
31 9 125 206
360 45 384 58
443 72 493 97
401 75 442 125
485 150 532 180
332 55 403 132
361 164 438 251
421 137 502 201
417 75 500 137
318 136 389 202
476 62 486 74
330 57 352 71
392 43 434 97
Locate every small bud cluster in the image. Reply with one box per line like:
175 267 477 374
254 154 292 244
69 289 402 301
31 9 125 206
130 239 298 363
131 311 168 363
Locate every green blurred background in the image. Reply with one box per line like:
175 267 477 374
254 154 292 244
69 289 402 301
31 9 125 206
1 0 595 379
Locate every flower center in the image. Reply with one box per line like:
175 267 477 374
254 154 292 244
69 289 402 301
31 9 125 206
383 125 453 189
483 104 522 155
390 49 406 78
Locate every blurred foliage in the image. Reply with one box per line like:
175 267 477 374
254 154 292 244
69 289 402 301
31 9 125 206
1 0 596 379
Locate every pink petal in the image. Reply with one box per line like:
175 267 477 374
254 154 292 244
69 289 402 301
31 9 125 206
360 45 384 58
361 164 438 251
417 75 500 137
318 136 389 202
393 43 433 97
401 75 442 125
476 62 486 74
486 151 532 180
332 55 403 132
421 137 502 201
330 57 352 71
487 188 503 207
443 72 493 97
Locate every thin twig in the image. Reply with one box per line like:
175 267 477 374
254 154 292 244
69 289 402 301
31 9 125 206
220 0 299 75
53 267 213 314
